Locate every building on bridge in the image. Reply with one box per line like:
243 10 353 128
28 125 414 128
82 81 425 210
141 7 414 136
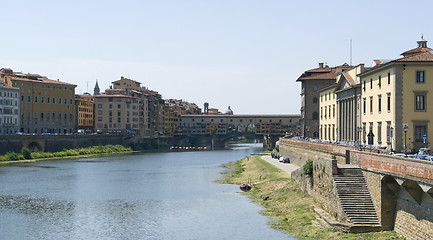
177 114 301 136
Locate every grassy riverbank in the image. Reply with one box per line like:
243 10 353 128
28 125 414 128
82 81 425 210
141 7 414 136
218 155 405 240
0 145 133 164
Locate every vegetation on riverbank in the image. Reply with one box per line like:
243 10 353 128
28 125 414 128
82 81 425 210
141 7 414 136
0 145 132 162
219 155 404 240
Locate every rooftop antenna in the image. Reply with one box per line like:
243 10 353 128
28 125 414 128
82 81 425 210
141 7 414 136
86 81 89 93
422 33 424 40
350 39 353 66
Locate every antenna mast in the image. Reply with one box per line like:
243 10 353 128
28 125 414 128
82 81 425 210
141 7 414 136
350 39 353 66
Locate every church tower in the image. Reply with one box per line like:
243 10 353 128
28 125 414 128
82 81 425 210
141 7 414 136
93 80 100 95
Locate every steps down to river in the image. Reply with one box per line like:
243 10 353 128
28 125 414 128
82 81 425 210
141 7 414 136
334 167 382 232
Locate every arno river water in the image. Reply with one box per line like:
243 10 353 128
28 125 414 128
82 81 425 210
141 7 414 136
0 143 294 240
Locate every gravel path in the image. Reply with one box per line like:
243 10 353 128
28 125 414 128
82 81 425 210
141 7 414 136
260 155 300 175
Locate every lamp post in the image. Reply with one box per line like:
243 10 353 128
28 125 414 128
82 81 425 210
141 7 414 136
403 124 408 154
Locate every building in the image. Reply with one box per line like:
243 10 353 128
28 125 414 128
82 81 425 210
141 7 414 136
75 93 95 133
318 84 337 142
0 82 20 134
297 63 352 138
0 68 76 134
94 88 140 134
334 64 365 143
358 39 433 152
177 114 301 135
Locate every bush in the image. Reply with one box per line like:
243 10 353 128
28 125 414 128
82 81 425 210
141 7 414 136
303 159 313 176
21 147 32 159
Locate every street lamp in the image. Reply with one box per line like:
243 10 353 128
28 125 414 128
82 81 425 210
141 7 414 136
403 124 408 154
357 127 362 150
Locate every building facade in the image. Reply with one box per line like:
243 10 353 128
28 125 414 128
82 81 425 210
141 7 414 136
358 39 433 152
0 68 76 134
75 93 95 133
0 82 20 134
297 63 352 138
319 84 337 142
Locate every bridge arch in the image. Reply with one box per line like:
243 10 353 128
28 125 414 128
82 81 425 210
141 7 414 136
402 179 424 205
381 175 400 230
26 142 43 152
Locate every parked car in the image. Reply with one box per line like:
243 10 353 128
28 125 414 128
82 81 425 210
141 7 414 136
392 153 406 157
415 155 430 160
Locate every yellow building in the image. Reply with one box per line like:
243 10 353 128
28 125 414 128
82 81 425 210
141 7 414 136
75 93 95 133
94 89 140 134
0 68 76 134
319 84 337 142
358 39 433 152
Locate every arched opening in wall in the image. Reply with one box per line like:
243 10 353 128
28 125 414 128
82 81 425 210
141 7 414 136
246 124 255 133
236 124 246 132
27 142 42 152
402 179 423 205
381 175 400 230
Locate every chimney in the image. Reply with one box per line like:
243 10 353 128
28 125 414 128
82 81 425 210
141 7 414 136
319 63 324 68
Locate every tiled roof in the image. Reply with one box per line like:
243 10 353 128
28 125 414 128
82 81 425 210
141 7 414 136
8 75 76 86
400 47 433 57
297 68 337 81
342 72 356 85
393 51 433 62
94 94 131 98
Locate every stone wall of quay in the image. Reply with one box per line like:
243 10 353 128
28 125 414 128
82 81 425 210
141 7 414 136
291 157 346 223
280 138 433 239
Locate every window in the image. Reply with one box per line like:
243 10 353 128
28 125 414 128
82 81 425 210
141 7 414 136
34 96 38 103
53 98 56 104
388 72 391 84
377 122 382 143
333 104 335 118
415 125 427 142
378 94 382 113
320 107 323 119
27 96 30 102
416 71 425 83
378 75 381 88
386 121 392 143
98 104 102 108
312 112 318 120
370 78 373 89
387 93 391 112
313 97 318 103
64 98 67 104
363 80 366 91
363 98 366 114
415 94 426 111
59 98 62 104
324 106 327 119
47 97 50 103
370 96 373 114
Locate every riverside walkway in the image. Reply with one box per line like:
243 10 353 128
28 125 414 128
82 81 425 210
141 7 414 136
260 154 300 175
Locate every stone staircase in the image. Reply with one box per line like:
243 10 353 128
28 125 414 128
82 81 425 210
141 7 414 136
333 167 381 232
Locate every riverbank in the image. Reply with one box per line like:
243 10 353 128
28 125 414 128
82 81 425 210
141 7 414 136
0 145 133 165
218 155 404 240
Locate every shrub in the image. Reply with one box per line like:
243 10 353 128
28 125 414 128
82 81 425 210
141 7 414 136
21 147 32 159
303 159 313 176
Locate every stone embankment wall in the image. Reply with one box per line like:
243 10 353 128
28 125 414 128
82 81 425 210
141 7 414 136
280 138 433 239
291 157 346 223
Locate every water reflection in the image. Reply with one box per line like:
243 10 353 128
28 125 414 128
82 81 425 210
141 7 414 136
0 144 294 239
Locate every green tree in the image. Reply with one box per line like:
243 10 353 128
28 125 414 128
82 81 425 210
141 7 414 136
21 147 32 159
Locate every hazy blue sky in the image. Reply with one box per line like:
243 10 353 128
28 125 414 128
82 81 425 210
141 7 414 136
0 0 431 114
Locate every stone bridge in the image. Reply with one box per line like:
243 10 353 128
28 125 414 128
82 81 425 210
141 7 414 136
0 134 140 154
279 138 433 239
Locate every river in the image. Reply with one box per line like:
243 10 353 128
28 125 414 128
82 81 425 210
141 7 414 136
0 143 294 239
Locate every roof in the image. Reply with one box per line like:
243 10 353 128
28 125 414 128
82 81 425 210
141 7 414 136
297 68 337 81
7 75 76 86
342 71 356 86
401 47 433 57
393 51 433 62
94 94 132 98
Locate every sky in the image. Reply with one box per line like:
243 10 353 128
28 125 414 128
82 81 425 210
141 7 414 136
0 0 431 114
